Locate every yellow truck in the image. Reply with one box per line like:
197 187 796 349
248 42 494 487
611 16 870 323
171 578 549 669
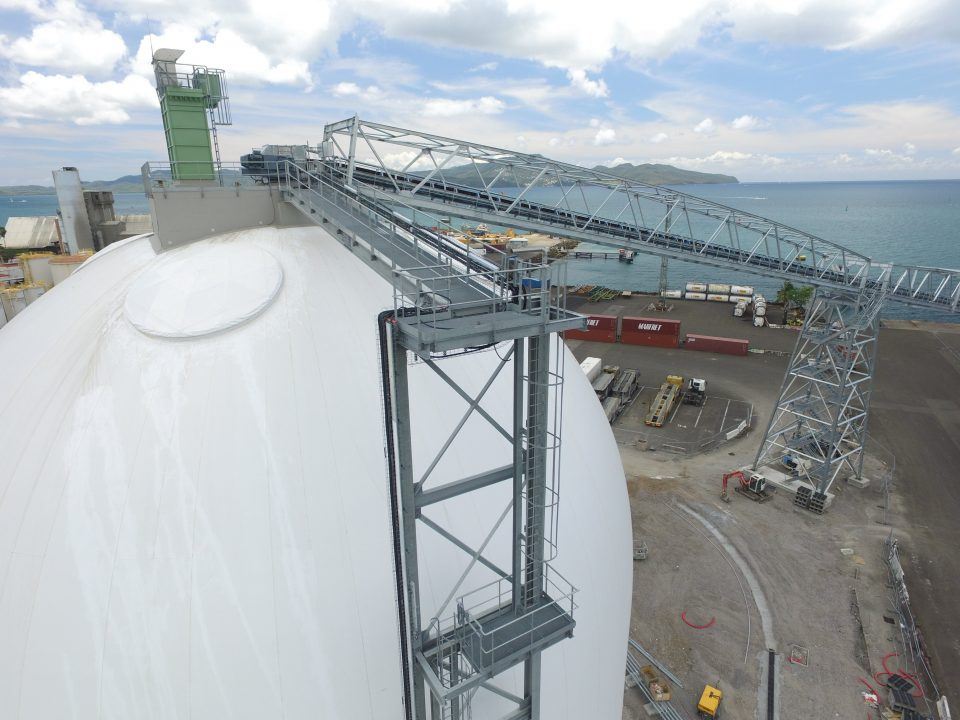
697 684 723 718
644 375 684 427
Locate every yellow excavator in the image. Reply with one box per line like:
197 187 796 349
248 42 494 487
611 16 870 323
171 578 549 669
698 684 723 718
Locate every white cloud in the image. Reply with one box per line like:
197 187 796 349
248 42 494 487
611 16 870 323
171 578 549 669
132 26 312 87
331 81 381 100
954 147 960 155
903 141 917 155
471 61 498 72
659 150 784 168
549 137 561 147
422 96 505 117
833 153 854 164
593 127 616 146
693 117 715 134
649 132 669 143
731 114 760 130
566 68 609 98
0 0 126 75
605 157 629 167
0 71 157 125
865 147 914 163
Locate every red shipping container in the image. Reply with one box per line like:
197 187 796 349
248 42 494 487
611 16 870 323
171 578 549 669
620 317 680 347
564 314 619 343
684 334 749 356
621 332 679 348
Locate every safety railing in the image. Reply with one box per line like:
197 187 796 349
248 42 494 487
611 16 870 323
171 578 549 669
425 562 577 689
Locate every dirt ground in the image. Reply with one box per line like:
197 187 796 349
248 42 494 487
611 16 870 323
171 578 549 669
563 301 956 719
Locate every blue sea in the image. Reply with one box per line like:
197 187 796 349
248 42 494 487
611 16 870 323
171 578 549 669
2 181 958 320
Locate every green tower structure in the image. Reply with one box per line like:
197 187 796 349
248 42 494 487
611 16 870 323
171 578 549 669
152 49 231 182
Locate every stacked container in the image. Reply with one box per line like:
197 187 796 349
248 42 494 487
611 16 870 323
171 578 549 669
685 282 707 293
684 333 749 356
707 293 729 302
685 292 706 301
730 285 754 297
753 294 767 318
620 317 681 348
564 314 619 343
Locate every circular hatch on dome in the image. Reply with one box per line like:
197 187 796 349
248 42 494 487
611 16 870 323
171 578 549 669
125 242 283 339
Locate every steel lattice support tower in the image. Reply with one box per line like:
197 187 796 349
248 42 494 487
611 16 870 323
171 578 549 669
753 287 884 494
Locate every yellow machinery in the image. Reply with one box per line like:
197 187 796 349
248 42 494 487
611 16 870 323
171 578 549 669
644 375 683 427
697 684 723 718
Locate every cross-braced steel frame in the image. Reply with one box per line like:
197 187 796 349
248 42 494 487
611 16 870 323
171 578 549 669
381 324 576 720
753 287 884 494
322 117 960 314
316 116 960 512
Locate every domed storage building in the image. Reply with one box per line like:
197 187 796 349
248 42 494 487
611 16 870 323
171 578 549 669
0 220 633 719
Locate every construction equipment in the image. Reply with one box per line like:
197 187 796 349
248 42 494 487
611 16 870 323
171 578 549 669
697 684 723 718
645 375 683 427
721 470 773 503
683 377 707 406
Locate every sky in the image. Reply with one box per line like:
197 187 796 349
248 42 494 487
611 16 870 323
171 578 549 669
0 0 959 185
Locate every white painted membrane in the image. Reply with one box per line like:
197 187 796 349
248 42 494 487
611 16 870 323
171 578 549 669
0 225 632 720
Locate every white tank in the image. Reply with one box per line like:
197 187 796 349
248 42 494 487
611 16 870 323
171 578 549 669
49 254 88 285
685 282 707 292
52 167 94 253
664 290 683 299
707 293 729 302
730 285 753 296
0 286 27 319
707 283 731 294
755 305 766 317
685 291 706 300
22 283 46 305
733 304 745 317
754 315 765 327
21 253 55 287
0 226 632 720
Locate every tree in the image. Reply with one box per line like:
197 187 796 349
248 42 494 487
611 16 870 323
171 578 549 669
776 281 813 323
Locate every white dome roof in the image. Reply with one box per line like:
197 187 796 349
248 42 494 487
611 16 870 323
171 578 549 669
0 226 632 719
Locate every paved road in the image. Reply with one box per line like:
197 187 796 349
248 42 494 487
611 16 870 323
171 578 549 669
871 324 960 706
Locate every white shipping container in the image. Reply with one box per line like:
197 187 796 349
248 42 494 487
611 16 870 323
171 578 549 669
580 356 603 383
685 292 706 301
755 305 766 317
730 296 746 303
753 315 765 327
707 283 731 294
664 290 683 299
730 285 754 296
685 282 707 293
733 305 745 317
707 294 729 302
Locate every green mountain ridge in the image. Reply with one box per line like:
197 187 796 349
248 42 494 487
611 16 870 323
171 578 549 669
414 161 737 187
1 161 736 197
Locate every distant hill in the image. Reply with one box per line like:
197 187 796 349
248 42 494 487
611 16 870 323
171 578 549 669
0 175 145 196
0 171 243 196
0 160 736 197
415 161 737 187
592 162 737 185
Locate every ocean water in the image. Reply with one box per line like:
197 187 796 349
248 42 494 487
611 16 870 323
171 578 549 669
536 180 960 322
1 192 150 228
2 181 958 320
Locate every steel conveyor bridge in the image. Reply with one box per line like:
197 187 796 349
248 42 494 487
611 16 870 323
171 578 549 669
321 118 960 314
311 117 959 505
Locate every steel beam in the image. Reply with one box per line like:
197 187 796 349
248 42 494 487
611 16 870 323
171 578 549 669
416 464 514 507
